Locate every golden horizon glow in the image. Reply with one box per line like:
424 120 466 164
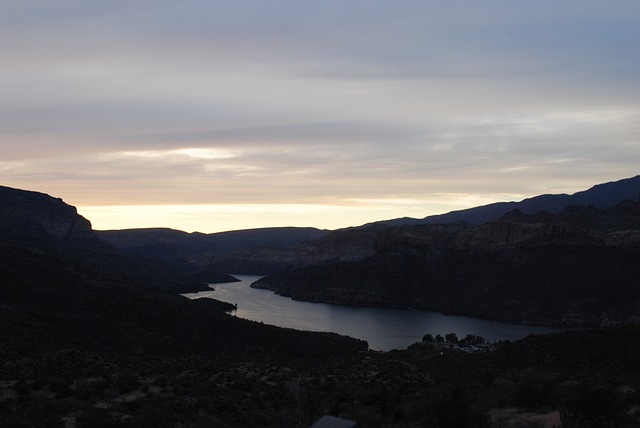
77 192 526 233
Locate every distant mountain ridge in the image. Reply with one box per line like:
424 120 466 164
376 175 640 227
97 175 640 275
219 175 640 273
98 226 328 252
97 226 329 270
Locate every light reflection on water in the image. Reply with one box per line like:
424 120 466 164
184 275 564 351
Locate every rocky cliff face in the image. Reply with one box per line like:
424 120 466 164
0 185 94 242
254 202 640 326
207 246 298 275
209 225 381 274
292 226 380 265
0 185 237 292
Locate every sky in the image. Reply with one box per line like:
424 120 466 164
1 1 639 233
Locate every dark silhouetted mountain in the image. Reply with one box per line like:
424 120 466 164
0 185 101 246
100 223 388 275
205 224 389 274
96 176 640 276
376 174 640 226
224 177 637 276
254 201 640 326
98 226 329 273
0 185 236 293
98 226 328 252
0 185 366 358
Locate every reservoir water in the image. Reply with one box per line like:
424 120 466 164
184 275 564 351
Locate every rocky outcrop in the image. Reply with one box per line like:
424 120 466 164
292 226 380 265
0 185 94 241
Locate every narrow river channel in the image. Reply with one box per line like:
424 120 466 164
184 275 564 351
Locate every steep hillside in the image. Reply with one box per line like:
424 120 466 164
0 185 100 246
209 225 384 274
0 185 365 358
254 202 640 326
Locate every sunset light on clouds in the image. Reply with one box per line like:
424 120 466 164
1 1 639 232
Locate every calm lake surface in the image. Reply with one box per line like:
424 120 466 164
184 275 564 351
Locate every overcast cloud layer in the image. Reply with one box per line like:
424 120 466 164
1 1 639 232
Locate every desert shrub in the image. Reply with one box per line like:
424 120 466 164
560 384 626 426
122 401 178 428
401 398 438 426
51 396 84 414
76 408 123 428
114 371 140 394
18 397 66 428
432 384 490 428
445 333 459 343
29 377 48 390
13 380 29 395
48 377 71 397
0 416 32 428
72 378 110 401
119 398 143 412
151 374 170 388
350 404 383 425
514 375 555 409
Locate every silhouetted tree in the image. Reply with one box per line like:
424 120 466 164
445 333 458 343
462 334 485 345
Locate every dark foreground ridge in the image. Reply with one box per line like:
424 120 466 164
2 183 640 426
